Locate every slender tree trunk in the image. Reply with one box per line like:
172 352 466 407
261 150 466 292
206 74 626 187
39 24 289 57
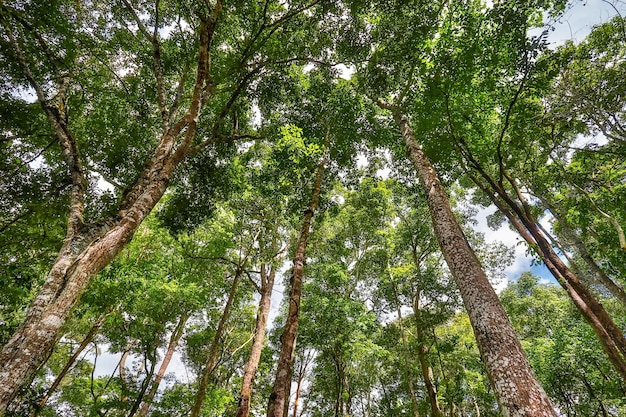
333 354 345 417
468 171 626 381
473 396 480 417
539 196 626 305
0 8 224 412
391 280 421 417
580 374 609 417
266 139 328 417
135 312 189 417
413 297 442 417
126 350 157 417
33 311 109 415
235 265 276 417
291 353 309 417
389 109 556 417
190 266 244 417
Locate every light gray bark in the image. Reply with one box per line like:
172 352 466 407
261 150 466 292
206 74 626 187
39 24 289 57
390 109 556 417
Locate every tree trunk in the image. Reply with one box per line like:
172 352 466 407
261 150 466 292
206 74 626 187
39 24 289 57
333 354 345 417
266 140 328 417
190 266 244 417
391 280 421 417
0 8 224 412
413 297 442 417
540 196 626 306
235 265 276 417
135 313 189 417
390 110 556 417
291 353 309 417
126 350 157 417
468 171 626 381
33 311 109 415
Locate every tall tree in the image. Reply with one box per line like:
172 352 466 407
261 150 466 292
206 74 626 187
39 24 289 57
0 0 334 409
266 129 328 417
435 12 626 379
380 105 555 416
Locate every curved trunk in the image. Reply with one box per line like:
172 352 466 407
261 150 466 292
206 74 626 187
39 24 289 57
266 139 328 417
540 196 626 306
0 8 224 412
235 265 276 417
392 111 556 417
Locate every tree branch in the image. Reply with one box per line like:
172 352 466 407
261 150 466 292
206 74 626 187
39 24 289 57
570 182 626 252
2 18 87 239
120 0 169 129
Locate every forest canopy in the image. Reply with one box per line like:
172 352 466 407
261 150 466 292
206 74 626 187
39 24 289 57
1 0 625 416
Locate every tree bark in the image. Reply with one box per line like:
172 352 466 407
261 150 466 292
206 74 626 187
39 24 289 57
190 266 244 417
391 279 421 417
235 264 276 417
0 7 224 413
467 169 626 381
389 109 556 417
266 139 328 417
135 312 189 417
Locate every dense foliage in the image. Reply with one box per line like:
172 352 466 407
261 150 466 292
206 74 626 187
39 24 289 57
1 0 625 416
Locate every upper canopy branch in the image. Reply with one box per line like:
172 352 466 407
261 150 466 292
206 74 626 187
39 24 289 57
2 17 87 239
120 0 170 129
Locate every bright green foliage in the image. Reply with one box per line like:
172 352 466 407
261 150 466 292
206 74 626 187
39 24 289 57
433 313 499 416
501 273 626 416
3 0 626 416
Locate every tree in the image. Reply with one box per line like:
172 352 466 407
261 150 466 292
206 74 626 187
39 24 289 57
266 128 328 417
501 273 626 416
433 12 626 380
0 0 335 409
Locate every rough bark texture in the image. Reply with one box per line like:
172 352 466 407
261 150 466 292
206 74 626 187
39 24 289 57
235 264 276 417
190 267 244 417
393 111 556 417
0 6 223 413
266 145 327 417
468 170 626 381
136 313 189 417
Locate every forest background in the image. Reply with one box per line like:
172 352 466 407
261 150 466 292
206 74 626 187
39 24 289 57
1 0 626 416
